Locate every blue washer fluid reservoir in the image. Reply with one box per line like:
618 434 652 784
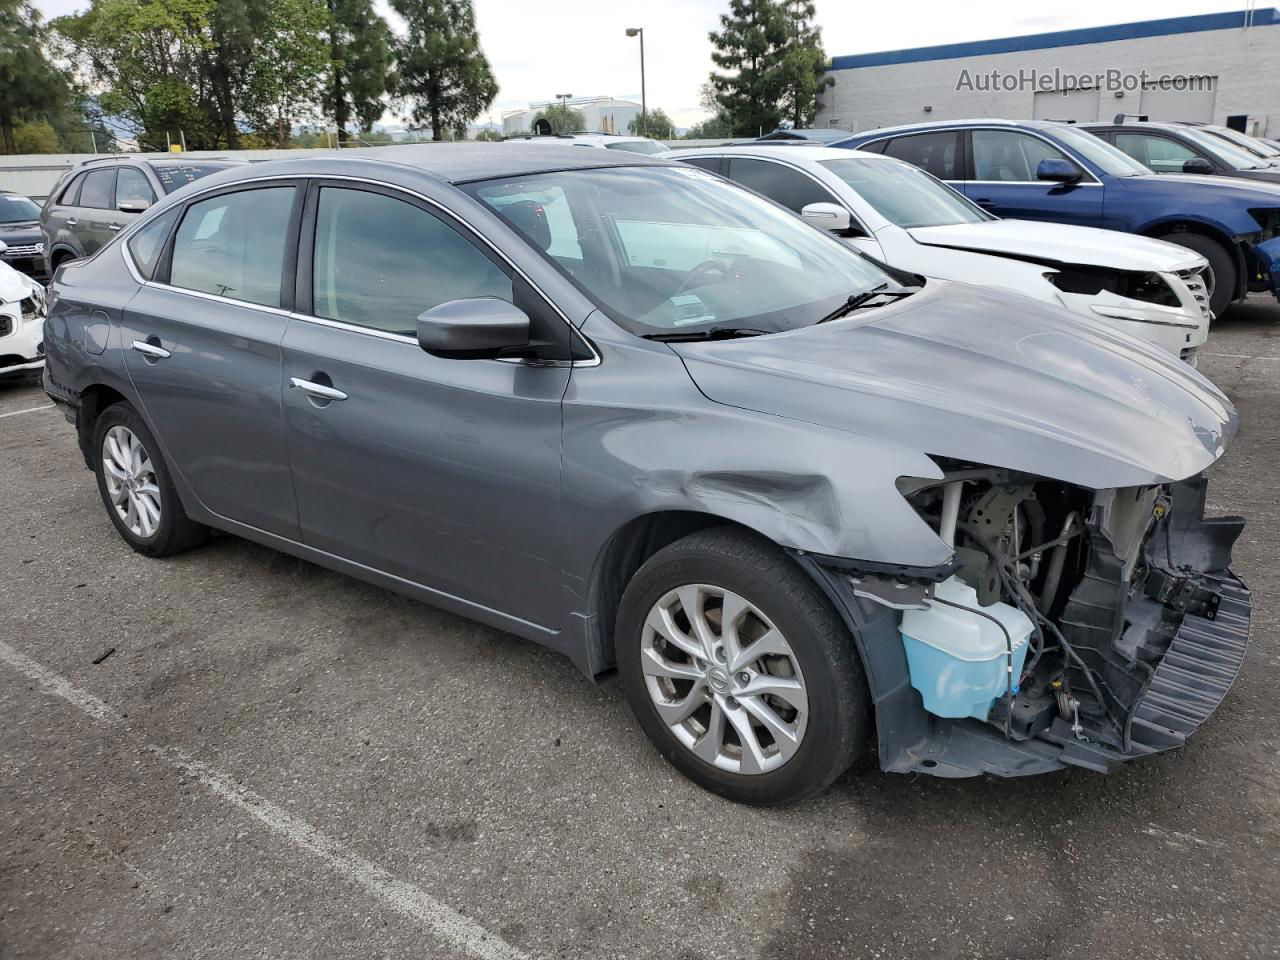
899 576 1034 721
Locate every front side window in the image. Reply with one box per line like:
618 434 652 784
882 132 960 180
820 157 991 228
169 187 295 307
1114 134 1198 173
127 208 180 280
79 169 117 209
725 157 837 213
312 187 512 336
116 167 157 207
466 165 891 338
972 131 1069 182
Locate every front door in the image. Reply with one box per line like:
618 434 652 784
281 183 570 628
121 181 303 538
962 129 1104 226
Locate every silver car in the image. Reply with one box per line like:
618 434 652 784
43 145 1250 804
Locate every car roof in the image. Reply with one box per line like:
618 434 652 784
223 143 674 186
1079 121 1185 132
846 118 1068 140
677 144 887 163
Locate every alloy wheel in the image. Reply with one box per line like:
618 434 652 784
101 425 162 539
640 583 809 775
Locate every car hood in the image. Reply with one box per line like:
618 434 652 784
906 219 1204 272
0 261 37 302
671 280 1235 490
0 223 41 244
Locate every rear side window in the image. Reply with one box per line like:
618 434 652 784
127 208 180 281
79 169 117 209
724 157 837 213
169 187 295 307
681 156 724 175
311 186 512 336
116 167 157 207
58 174 85 205
882 133 960 179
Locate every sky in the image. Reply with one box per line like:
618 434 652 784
30 0 1259 130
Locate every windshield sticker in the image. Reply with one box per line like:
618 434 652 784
670 294 717 325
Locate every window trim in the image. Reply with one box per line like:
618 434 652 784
156 179 305 312
116 172 600 367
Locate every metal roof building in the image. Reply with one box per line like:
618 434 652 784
815 8 1280 137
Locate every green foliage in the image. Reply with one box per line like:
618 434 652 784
473 127 501 141
390 0 497 141
529 104 584 135
707 0 830 137
685 113 734 140
777 0 832 128
248 0 329 145
628 108 674 140
1 0 74 154
13 120 59 153
324 0 393 140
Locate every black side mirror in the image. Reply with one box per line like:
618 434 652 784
1182 157 1214 175
417 297 531 359
1036 158 1084 183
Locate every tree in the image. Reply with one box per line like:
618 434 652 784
707 0 790 138
324 0 392 142
248 0 329 145
628 108 674 140
54 0 221 151
777 0 831 128
473 127 501 141
529 104 583 135
13 120 59 153
1 0 73 154
391 0 497 141
685 114 733 140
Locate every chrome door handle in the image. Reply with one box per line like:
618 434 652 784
65 218 78 226
131 339 171 359
109 223 122 232
289 377 348 401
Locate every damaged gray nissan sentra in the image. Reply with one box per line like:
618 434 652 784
42 144 1250 805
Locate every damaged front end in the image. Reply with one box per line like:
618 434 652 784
798 465 1250 778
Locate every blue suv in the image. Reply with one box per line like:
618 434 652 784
836 120 1280 317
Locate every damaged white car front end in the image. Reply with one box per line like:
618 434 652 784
0 252 46 380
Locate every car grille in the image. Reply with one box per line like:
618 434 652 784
1177 267 1212 321
1 244 42 258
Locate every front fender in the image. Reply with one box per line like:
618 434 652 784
561 320 950 605
1251 235 1280 297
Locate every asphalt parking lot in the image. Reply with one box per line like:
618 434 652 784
2 298 1278 960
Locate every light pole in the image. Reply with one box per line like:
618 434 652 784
626 28 646 137
555 93 574 131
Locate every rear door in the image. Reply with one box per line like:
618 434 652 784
121 180 303 538
961 129 1104 226
75 168 121 255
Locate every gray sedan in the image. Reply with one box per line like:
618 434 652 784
42 144 1250 804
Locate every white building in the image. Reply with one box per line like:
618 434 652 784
502 97 643 136
816 8 1280 137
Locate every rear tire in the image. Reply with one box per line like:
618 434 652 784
1159 231 1236 318
92 403 208 557
616 526 870 805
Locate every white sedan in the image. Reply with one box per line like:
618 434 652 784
678 145 1211 361
0 246 45 380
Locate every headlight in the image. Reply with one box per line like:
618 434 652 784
21 286 46 323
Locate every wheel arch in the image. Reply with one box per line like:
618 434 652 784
1138 219 1247 300
75 382 131 468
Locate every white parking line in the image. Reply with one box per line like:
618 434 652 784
0 639 531 960
0 403 54 419
1201 353 1279 362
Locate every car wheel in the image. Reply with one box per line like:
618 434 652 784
92 403 207 557
1159 231 1236 318
616 526 870 805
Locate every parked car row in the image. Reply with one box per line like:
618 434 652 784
37 140 1251 804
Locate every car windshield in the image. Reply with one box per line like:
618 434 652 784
604 141 671 155
465 165 893 338
819 157 992 228
1203 125 1280 159
0 194 42 223
151 162 237 194
1179 128 1270 170
1050 126 1151 177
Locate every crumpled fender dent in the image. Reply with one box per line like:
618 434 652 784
1254 235 1280 296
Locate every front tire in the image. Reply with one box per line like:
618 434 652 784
1159 231 1236 319
92 403 207 557
616 527 869 805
